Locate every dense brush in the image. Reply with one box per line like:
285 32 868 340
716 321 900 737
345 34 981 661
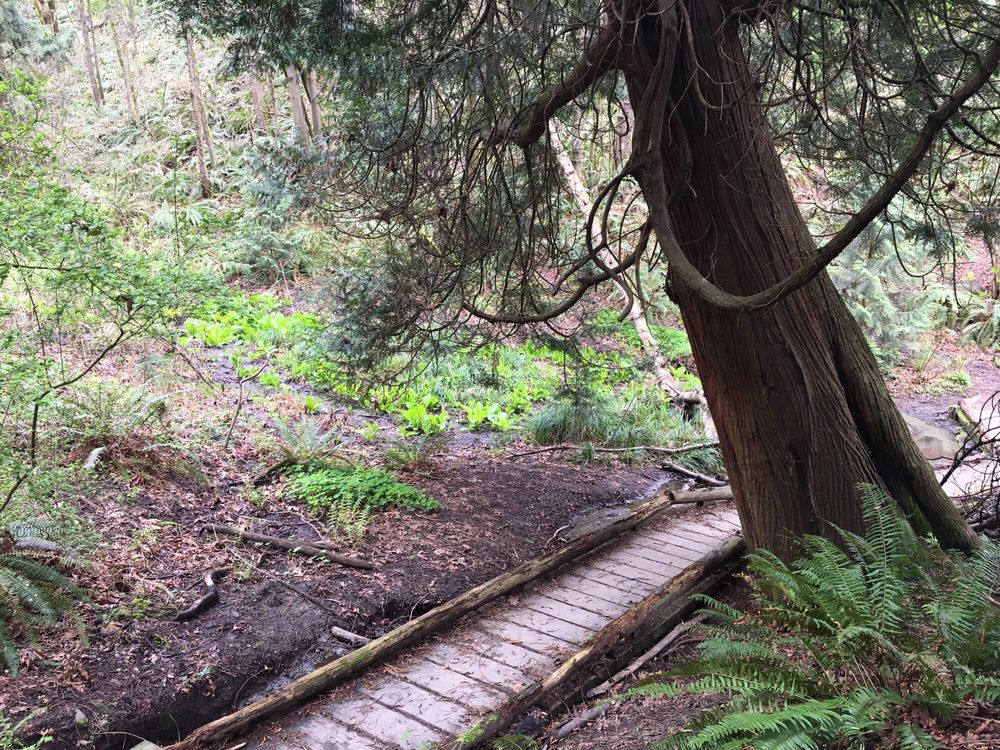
631 485 1000 750
0 519 87 675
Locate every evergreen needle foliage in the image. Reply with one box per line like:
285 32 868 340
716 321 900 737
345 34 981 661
0 520 87 675
632 485 1000 750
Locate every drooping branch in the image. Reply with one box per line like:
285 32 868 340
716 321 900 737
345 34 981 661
506 23 623 148
645 34 1000 313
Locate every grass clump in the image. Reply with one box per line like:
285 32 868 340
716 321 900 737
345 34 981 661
632 485 1000 750
286 466 440 542
526 383 718 469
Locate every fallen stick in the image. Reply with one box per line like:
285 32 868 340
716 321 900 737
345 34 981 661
201 524 375 570
550 702 613 741
174 568 230 622
509 441 720 459
443 535 746 749
586 612 709 698
165 485 729 749
265 574 371 646
660 461 726 487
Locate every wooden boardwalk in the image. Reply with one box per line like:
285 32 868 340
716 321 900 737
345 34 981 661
237 504 741 750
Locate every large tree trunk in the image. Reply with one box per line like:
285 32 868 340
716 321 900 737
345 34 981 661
626 1 975 558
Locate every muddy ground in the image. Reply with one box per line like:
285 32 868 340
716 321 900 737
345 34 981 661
3 451 668 749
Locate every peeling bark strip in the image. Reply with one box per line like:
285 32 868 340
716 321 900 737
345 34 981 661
443 535 746 750
548 118 704 407
165 486 725 749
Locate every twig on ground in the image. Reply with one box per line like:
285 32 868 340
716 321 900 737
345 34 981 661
586 612 708 698
258 568 371 646
660 461 726 487
550 702 614 740
201 524 376 569
509 441 720 459
174 567 230 622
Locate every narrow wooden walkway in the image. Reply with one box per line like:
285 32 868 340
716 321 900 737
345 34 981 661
238 504 741 750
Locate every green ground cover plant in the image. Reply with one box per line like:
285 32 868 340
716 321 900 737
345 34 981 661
286 465 440 542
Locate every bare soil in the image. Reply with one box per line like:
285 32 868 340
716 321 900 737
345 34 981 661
3 447 667 749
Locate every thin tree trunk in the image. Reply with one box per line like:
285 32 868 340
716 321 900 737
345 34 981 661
36 0 58 31
248 75 268 131
184 28 211 197
305 69 322 145
77 0 104 108
626 0 975 558
109 12 140 124
549 118 702 407
286 64 311 149
126 0 137 56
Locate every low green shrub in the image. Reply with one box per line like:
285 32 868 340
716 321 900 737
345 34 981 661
50 380 172 467
286 466 440 542
632 485 1000 750
274 417 346 466
526 384 717 469
0 709 51 749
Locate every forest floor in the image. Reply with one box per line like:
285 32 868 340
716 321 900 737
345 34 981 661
2 369 673 749
4 312 994 749
540 582 1000 750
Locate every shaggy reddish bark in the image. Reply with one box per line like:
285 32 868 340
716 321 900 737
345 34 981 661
623 0 977 557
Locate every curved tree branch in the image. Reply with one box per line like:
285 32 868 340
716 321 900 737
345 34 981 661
647 34 1000 312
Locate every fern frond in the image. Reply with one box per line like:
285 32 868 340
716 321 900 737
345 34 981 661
895 724 941 750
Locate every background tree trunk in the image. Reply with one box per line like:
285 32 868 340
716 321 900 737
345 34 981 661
36 0 58 32
77 0 104 108
184 28 211 197
305 69 322 145
286 65 311 149
109 10 140 124
627 0 975 558
248 75 268 132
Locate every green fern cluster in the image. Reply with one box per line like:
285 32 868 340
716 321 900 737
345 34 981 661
286 466 440 543
633 485 1000 750
0 519 87 675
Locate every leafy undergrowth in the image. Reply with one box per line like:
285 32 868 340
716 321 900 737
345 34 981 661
0 521 87 676
630 486 1000 750
286 465 440 542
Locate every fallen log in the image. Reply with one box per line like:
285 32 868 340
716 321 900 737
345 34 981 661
165 485 732 749
509 441 720 459
660 461 726 487
444 535 746 750
174 568 229 622
586 612 708 698
201 524 375 570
